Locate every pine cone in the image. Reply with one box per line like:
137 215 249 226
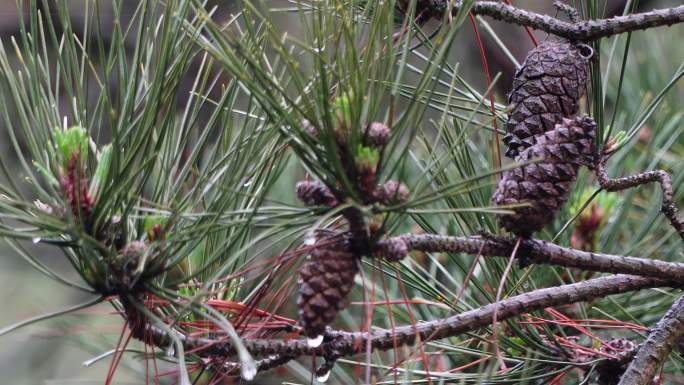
296 180 338 207
373 180 409 205
504 40 590 158
365 122 391 147
493 115 596 237
297 240 358 338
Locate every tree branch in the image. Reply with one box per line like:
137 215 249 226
618 293 684 385
142 275 674 371
387 233 684 281
593 154 684 383
448 2 684 41
597 155 684 241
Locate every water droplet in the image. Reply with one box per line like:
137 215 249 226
307 335 324 348
166 344 175 357
241 360 257 381
316 369 331 383
304 234 316 246
33 199 52 214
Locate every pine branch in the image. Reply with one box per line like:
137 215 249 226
618 294 684 385
384 233 684 281
597 154 684 241
140 274 674 372
446 2 684 41
594 154 684 384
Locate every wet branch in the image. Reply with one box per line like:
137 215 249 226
385 233 684 281
448 2 684 41
596 155 684 241
143 275 674 371
618 294 684 385
595 154 684 384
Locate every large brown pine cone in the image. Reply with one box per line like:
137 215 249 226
493 115 596 237
504 40 591 158
297 239 358 338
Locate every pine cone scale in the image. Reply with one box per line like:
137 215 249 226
504 40 590 158
494 115 596 237
297 241 359 337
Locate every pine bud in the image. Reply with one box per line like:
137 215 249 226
504 41 591 158
296 180 337 207
355 145 380 195
54 126 94 219
122 240 147 261
365 122 391 147
59 162 93 219
373 180 409 205
110 240 148 288
143 215 168 241
54 125 89 169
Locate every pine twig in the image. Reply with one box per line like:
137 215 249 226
141 275 674 370
446 2 684 41
594 153 684 384
388 234 684 281
596 154 684 241
618 293 684 385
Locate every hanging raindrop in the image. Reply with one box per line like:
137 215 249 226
316 369 331 383
241 361 257 381
307 335 324 348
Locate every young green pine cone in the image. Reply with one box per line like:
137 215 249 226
504 40 591 158
297 240 358 338
493 115 596 237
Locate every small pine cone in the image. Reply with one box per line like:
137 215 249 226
296 180 337 207
373 180 409 205
365 122 391 147
374 238 408 261
596 338 639 385
504 40 591 158
297 242 358 338
493 115 596 237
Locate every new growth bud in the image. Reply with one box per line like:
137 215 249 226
296 180 338 207
365 122 391 147
373 180 409 205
